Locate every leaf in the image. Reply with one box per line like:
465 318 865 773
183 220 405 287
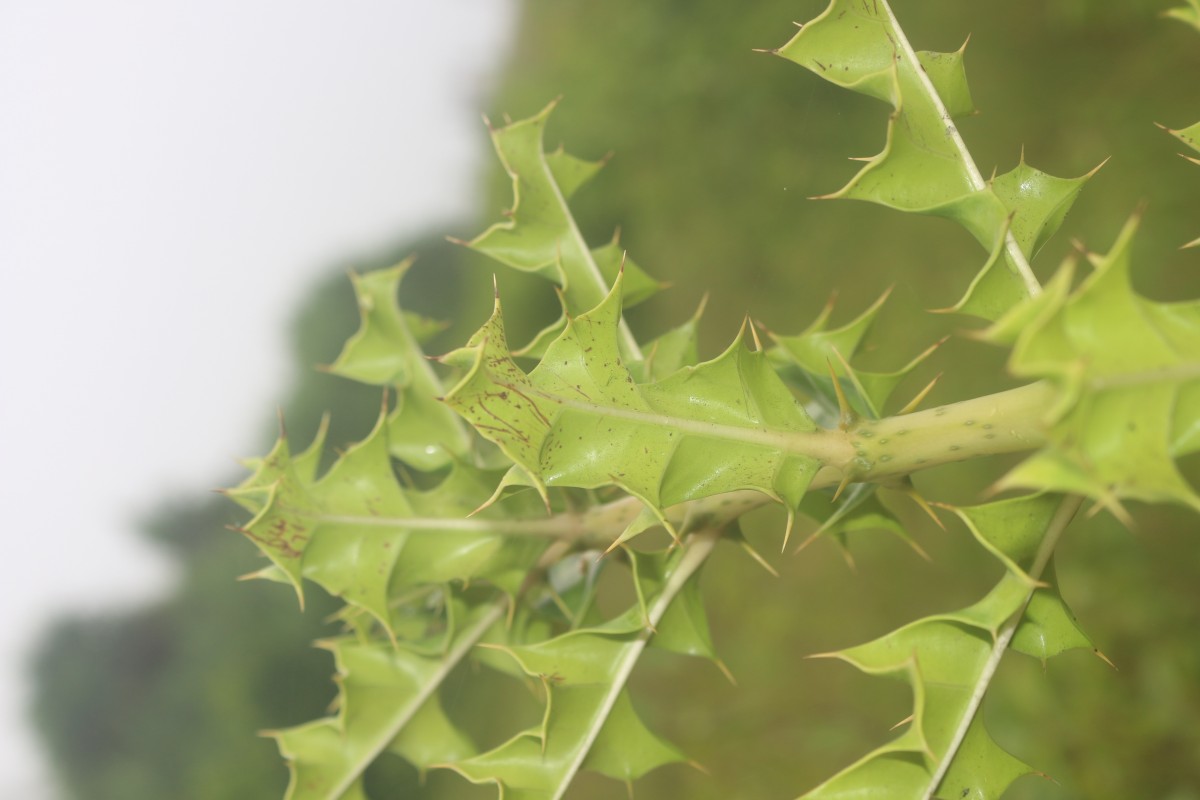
236 408 550 626
1163 120 1200 156
511 237 665 363
801 494 1091 799
773 0 1099 319
982 215 1200 515
443 273 842 547
459 101 658 360
443 533 718 799
228 414 330 515
796 483 927 561
643 295 706 381
325 261 473 470
1157 120 1200 247
951 497 1098 663
271 598 505 800
769 290 937 419
1164 0 1200 31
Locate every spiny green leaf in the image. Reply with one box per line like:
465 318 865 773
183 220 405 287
444 534 718 799
934 220 1025 320
1158 120 1200 247
443 273 838 547
796 484 927 561
801 494 1092 799
643 295 706 381
325 261 472 470
1163 120 1200 156
513 237 664 363
1009 559 1095 662
951 495 1098 662
447 686 681 800
983 215 1200 515
237 409 549 625
271 598 505 800
460 101 658 361
769 290 937 419
229 414 329 515
774 0 1098 320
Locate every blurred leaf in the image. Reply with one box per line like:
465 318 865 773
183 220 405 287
273 598 505 799
444 534 718 798
325 261 473 470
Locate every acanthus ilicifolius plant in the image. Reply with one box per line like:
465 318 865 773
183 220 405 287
227 1 1200 798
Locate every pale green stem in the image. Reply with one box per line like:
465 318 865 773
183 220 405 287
843 382 1053 484
327 382 1053 547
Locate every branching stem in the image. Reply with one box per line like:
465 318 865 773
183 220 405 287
327 381 1053 548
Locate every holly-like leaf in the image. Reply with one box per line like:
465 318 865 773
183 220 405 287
1163 120 1200 156
443 533 718 799
801 494 1092 799
983 215 1200 516
1158 120 1200 247
229 414 330 516
643 295 706 381
458 101 659 361
772 0 1099 320
271 598 505 800
235 409 550 627
769 290 938 420
443 273 847 546
324 261 473 470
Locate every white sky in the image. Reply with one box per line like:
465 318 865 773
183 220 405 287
0 1 514 794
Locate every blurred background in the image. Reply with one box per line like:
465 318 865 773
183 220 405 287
3 0 1199 798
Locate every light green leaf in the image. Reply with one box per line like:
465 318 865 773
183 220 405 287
443 274 836 546
952 496 1098 662
325 261 472 470
513 237 664 363
800 494 1091 799
983 215 1200 514
272 598 505 800
774 0 1098 319
643 296 705 381
1164 0 1200 31
769 290 937 419
443 533 719 799
461 101 657 361
796 484 926 560
1158 120 1200 247
1009 559 1095 662
228 414 329 515
1162 120 1200 156
237 409 549 624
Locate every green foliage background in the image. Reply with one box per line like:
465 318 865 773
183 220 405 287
32 1 1200 798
